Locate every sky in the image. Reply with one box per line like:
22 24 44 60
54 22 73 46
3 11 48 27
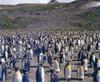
0 0 76 5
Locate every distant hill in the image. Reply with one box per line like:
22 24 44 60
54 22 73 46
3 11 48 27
72 1 100 30
49 0 58 4
0 0 99 30
74 7 100 30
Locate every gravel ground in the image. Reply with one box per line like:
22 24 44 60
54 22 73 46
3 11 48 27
6 50 97 82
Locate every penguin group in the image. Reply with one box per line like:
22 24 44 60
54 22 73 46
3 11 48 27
0 30 99 82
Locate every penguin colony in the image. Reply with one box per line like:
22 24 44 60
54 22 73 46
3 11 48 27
0 30 100 82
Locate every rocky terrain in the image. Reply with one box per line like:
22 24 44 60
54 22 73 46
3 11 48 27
0 0 99 30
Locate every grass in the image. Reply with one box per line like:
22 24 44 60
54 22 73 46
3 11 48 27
0 3 100 30
74 7 100 30
0 15 39 29
0 3 63 29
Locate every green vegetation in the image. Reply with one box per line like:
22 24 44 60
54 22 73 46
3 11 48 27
0 15 39 29
74 7 100 30
0 3 99 30
0 16 13 29
80 10 100 22
0 3 63 29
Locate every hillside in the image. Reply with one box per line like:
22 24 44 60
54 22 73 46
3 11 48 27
73 7 100 30
0 1 99 30
0 3 75 30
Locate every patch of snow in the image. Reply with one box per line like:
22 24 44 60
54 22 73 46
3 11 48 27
82 2 100 9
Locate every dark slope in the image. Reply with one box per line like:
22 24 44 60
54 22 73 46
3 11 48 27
0 1 99 30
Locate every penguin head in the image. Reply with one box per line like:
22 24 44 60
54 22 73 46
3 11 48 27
23 70 28 76
14 67 22 78
39 63 43 67
15 67 20 72
54 57 57 61
50 69 55 73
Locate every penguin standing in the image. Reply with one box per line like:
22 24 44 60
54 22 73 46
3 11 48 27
78 39 81 47
62 48 66 63
58 42 61 53
4 51 8 61
98 42 100 50
77 64 84 80
50 70 58 82
78 48 83 61
1 45 4 53
91 43 95 51
36 66 41 82
81 39 85 46
19 40 23 52
96 69 100 82
36 64 45 82
29 48 33 59
19 40 23 59
53 58 60 73
64 62 71 81
24 59 30 72
75 44 78 52
96 41 99 50
12 51 17 68
59 52 63 63
0 61 2 81
67 50 72 61
22 71 32 82
38 52 43 63
90 53 95 68
12 67 22 82
65 45 69 55
97 59 100 69
0 59 7 82
1 59 7 82
47 52 52 66
83 57 88 72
